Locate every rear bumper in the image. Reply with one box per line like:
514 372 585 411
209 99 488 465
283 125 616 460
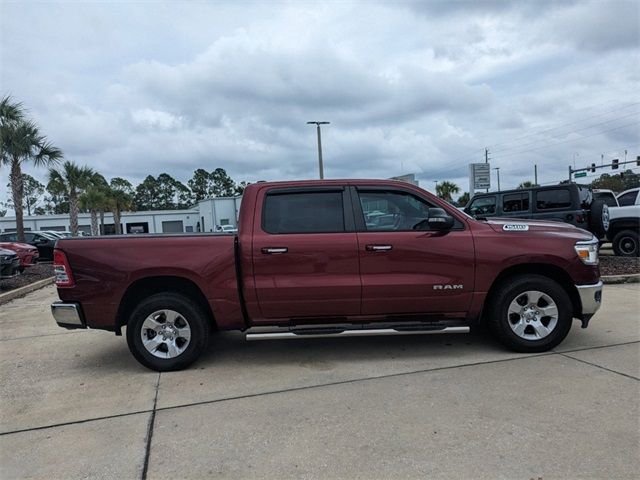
51 302 87 330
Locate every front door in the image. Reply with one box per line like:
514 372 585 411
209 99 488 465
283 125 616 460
251 187 361 320
354 187 475 316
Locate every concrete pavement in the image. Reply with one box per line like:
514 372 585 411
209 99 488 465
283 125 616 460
1 284 638 479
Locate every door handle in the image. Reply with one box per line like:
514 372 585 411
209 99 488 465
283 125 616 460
262 247 288 254
365 244 392 252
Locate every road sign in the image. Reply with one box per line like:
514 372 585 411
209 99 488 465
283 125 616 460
574 172 587 178
469 163 491 191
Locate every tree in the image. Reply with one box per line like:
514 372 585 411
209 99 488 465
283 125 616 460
590 170 639 193
2 174 45 215
0 96 63 241
0 209 6 217
435 181 460 202
235 181 249 195
456 192 470 207
518 181 536 189
135 174 192 210
187 168 211 202
79 186 106 236
108 177 135 234
48 161 95 236
210 168 236 197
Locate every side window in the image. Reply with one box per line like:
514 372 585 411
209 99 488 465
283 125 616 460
358 190 433 231
24 233 35 242
263 191 344 234
502 193 530 213
536 189 572 210
468 196 496 217
617 191 638 207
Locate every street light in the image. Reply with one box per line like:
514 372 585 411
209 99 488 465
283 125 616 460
493 167 500 191
307 121 330 179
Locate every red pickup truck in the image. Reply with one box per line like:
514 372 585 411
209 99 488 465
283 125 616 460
51 180 603 371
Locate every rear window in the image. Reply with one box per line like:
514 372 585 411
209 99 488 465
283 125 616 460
263 191 345 234
593 192 618 207
502 193 530 213
535 189 572 210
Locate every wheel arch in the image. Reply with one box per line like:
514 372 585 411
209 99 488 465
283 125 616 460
116 275 216 332
483 263 581 322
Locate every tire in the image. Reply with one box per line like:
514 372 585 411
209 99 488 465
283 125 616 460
126 292 210 371
612 229 640 257
487 274 573 353
589 200 609 238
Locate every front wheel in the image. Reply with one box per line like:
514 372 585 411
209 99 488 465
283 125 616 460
126 293 210 371
612 229 639 257
487 275 573 353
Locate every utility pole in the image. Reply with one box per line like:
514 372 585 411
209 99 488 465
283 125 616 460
484 147 489 192
493 167 500 191
534 164 538 185
307 121 330 179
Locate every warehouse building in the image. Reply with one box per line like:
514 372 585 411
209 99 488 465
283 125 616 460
0 195 242 235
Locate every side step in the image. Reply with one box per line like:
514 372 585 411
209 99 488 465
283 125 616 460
245 325 469 341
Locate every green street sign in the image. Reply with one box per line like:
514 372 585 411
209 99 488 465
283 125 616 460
574 172 587 178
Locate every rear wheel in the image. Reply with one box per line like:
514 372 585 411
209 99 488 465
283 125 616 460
126 293 209 371
612 229 639 257
487 274 573 353
589 200 609 238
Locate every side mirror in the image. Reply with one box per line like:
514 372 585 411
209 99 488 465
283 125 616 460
427 208 454 230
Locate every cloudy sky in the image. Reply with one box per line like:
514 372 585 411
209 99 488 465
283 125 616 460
1 0 639 209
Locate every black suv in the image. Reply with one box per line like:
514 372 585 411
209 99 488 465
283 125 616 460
464 183 609 239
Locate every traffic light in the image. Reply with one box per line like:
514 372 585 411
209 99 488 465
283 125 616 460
590 163 596 172
637 155 640 166
612 158 619 170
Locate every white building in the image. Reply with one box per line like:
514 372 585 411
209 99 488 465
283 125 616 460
0 196 243 235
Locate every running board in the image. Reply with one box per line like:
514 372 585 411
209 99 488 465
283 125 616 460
246 325 469 341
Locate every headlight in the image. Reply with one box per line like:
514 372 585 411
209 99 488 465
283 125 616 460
575 238 599 265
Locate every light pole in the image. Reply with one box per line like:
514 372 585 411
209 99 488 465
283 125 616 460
493 167 500 191
434 180 438 195
307 121 330 179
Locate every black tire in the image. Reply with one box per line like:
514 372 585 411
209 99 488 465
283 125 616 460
487 274 573 353
589 200 609 238
612 229 640 257
126 292 210 371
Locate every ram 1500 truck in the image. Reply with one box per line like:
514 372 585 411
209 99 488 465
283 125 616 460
51 180 603 371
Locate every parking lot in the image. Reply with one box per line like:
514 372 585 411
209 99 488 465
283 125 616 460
1 284 638 479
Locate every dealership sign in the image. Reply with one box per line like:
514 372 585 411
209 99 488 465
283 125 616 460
469 163 491 191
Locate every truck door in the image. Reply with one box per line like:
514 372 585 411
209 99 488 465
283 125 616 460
251 186 361 320
354 186 475 316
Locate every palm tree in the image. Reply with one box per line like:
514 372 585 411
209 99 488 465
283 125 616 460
1 97 63 242
48 161 95 236
79 187 107 236
435 180 460 203
108 177 135 235
518 181 536 189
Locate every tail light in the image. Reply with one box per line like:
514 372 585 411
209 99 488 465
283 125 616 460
53 249 75 287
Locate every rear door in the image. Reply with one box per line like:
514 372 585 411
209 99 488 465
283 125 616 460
354 186 475 316
251 186 361 320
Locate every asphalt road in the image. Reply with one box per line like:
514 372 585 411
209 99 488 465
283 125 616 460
1 284 638 479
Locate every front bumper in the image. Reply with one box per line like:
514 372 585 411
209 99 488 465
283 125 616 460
0 257 21 278
51 302 87 330
576 280 603 327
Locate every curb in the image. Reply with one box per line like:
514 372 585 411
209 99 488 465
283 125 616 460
0 277 55 305
602 273 640 285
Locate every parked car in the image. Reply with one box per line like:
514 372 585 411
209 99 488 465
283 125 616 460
52 179 603 371
220 225 238 234
0 231 58 260
606 187 640 256
0 242 39 271
464 183 609 239
0 248 21 279
592 189 619 207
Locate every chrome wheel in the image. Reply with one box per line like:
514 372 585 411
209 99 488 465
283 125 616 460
507 290 558 340
140 309 191 359
619 235 637 255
